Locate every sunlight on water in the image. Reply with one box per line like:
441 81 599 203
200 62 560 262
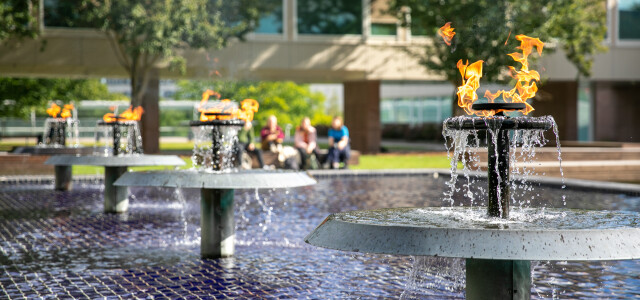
442 115 564 211
191 125 241 171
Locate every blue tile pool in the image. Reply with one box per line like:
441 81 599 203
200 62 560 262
0 174 639 298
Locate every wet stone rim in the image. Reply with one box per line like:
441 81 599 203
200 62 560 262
304 207 640 261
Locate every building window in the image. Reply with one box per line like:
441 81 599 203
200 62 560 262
255 0 284 34
618 0 640 40
297 0 363 35
44 0 92 28
371 23 396 36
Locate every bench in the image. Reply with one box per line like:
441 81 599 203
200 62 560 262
0 154 54 175
250 148 360 169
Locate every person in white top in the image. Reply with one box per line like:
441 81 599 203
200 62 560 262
294 117 319 169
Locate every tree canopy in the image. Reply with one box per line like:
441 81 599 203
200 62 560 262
174 80 330 127
390 0 607 84
53 0 275 106
0 0 38 42
0 78 128 118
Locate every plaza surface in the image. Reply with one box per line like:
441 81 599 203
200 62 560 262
1 173 640 298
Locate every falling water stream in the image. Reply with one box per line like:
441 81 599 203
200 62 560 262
399 115 569 296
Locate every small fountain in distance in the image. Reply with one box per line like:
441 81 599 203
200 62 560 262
12 102 93 155
45 105 185 212
305 35 640 299
114 91 316 259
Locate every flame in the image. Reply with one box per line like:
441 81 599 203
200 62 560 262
59 104 74 119
456 60 485 116
438 22 456 46
456 34 544 116
46 103 74 119
103 106 144 123
237 99 260 122
46 103 61 118
198 89 260 122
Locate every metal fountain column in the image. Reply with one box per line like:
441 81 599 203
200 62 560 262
446 102 552 300
201 121 238 258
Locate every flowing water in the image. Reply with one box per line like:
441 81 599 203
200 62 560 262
41 118 80 147
443 115 564 210
93 121 143 156
0 175 639 298
191 125 241 172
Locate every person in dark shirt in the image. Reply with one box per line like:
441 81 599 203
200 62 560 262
237 121 264 168
327 116 350 169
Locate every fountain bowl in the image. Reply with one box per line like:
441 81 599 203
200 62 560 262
305 207 640 261
114 169 316 189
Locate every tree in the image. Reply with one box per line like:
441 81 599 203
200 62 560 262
57 0 275 153
174 80 329 127
0 0 39 42
389 0 607 115
0 78 128 118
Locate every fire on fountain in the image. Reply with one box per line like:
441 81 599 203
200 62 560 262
306 24 640 300
41 102 80 147
115 90 315 258
45 103 185 210
95 105 145 156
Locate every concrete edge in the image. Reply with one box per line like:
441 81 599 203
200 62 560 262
2 168 639 195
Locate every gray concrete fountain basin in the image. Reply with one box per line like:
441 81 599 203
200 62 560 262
45 155 185 212
114 169 317 259
305 207 640 261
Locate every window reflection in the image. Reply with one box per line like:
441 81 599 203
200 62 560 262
371 23 396 36
255 0 283 34
297 0 363 35
618 0 640 40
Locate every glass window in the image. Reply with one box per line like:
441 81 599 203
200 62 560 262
409 12 436 36
297 0 362 35
371 23 396 36
619 0 640 40
44 0 84 27
255 0 283 34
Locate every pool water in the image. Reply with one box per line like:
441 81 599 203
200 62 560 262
0 174 639 298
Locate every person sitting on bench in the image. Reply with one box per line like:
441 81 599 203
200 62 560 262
327 116 350 169
294 117 319 170
237 121 264 168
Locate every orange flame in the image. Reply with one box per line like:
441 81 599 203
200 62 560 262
456 60 485 116
46 103 74 119
456 34 544 116
59 104 74 119
198 90 260 122
46 103 61 118
438 22 456 46
103 106 144 123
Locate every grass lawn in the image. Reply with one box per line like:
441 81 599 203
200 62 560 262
352 153 452 170
1 140 454 175
72 153 452 175
72 156 195 176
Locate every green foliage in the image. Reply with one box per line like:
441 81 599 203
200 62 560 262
174 80 329 127
0 0 38 42
297 0 362 34
54 0 276 106
0 78 128 118
541 0 608 77
390 0 607 82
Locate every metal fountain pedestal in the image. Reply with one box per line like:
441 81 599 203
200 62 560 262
305 103 640 300
115 169 316 258
114 119 316 259
45 155 185 213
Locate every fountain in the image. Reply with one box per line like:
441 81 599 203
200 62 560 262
44 105 185 212
11 102 95 155
305 34 640 299
113 95 316 259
